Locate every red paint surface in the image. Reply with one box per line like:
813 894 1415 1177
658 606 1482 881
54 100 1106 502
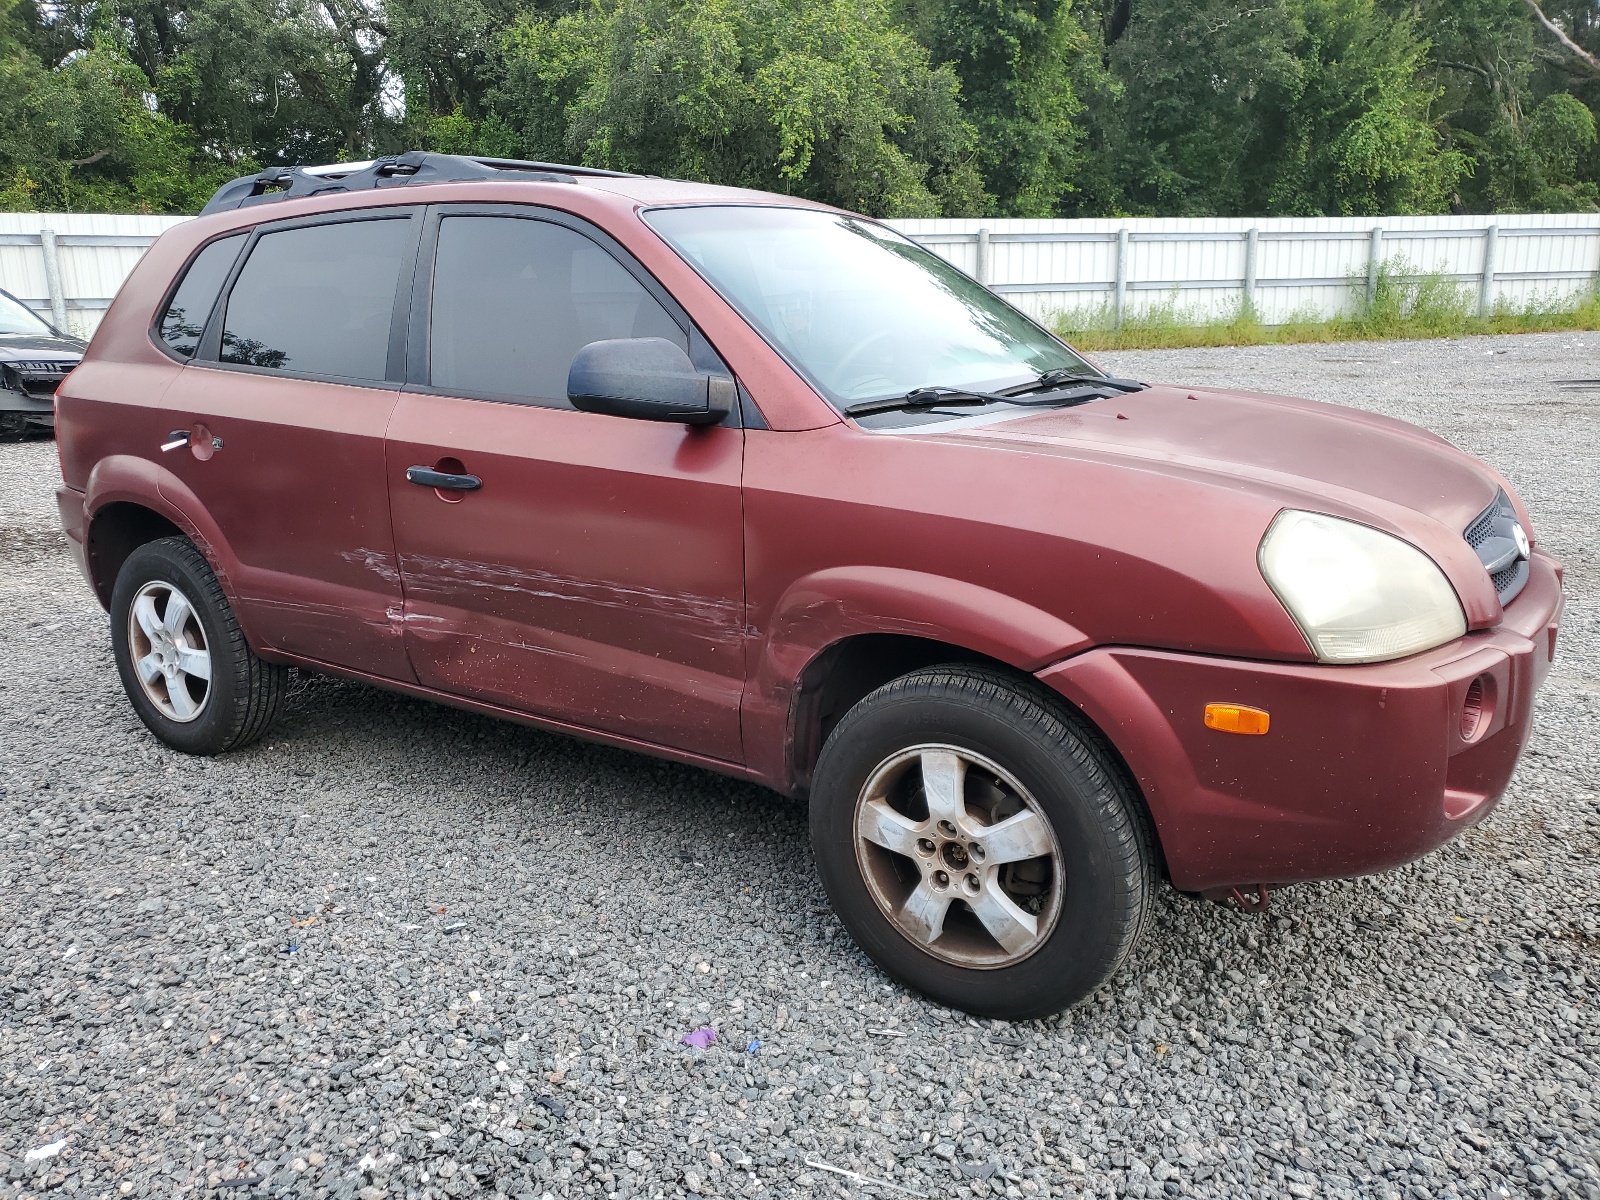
54 174 1563 893
386 393 746 761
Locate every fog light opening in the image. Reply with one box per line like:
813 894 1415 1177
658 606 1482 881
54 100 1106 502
1460 675 1488 741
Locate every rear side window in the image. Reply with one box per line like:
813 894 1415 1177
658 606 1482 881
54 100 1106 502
428 215 685 403
219 218 409 380
159 234 244 358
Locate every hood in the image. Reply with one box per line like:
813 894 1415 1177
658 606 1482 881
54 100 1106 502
0 331 87 362
921 383 1512 633
940 384 1502 533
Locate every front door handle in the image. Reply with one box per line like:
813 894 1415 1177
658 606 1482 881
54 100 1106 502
406 465 482 491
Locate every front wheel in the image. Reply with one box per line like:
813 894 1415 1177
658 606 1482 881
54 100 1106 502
110 536 287 755
810 665 1155 1019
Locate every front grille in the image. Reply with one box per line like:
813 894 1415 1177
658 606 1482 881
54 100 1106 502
1464 489 1529 607
4 360 74 400
1463 504 1497 550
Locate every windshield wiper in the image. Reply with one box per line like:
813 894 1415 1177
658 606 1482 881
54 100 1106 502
1006 370 1147 396
842 387 1009 417
843 378 1134 418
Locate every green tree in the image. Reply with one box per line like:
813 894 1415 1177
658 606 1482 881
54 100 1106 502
4 0 1597 217
0 20 234 211
23 0 393 166
898 0 1089 216
489 0 989 216
1400 0 1599 211
1260 0 1471 215
1068 0 1467 216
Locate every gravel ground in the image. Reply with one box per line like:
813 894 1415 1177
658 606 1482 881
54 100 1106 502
3 332 1598 1200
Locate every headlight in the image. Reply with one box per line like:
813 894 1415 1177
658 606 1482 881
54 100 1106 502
1259 510 1466 663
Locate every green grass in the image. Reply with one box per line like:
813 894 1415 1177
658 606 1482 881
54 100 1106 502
1053 258 1600 351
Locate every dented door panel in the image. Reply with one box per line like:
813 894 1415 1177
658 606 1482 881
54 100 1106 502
386 393 746 761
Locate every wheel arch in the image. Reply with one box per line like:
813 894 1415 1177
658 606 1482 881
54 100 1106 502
789 639 1171 884
85 501 185 608
788 633 997 794
82 453 245 606
747 565 1095 790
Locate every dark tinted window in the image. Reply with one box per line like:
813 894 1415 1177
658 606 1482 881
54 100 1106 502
159 234 244 357
220 218 409 379
429 216 685 403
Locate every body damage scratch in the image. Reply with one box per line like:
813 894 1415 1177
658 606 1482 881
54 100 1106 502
339 546 402 584
396 553 745 633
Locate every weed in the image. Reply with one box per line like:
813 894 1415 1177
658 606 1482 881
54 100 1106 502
1053 256 1600 351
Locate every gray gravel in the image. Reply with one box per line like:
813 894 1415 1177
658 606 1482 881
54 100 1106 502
3 331 1599 1200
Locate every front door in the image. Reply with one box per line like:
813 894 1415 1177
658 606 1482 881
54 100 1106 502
385 208 746 762
158 209 421 681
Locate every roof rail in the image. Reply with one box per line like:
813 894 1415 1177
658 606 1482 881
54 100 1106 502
199 152 637 216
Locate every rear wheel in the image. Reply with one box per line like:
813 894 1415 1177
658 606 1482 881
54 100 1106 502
110 536 286 755
810 665 1154 1019
0 413 30 442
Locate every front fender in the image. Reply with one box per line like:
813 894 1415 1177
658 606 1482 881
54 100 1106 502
743 565 1092 790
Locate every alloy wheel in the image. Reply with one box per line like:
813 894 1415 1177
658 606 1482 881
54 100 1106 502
127 580 212 722
853 744 1063 968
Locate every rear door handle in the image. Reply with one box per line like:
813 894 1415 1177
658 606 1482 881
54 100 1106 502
162 428 223 454
406 466 482 491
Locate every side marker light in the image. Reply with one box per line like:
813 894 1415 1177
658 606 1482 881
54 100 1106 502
1204 703 1270 735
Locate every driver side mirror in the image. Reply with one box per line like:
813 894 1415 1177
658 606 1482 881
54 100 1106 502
567 337 734 426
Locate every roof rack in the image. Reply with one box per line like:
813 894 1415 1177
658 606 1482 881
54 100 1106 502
199 152 637 216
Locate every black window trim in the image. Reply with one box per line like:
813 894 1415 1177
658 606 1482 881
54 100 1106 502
148 231 250 365
404 202 741 426
185 205 425 391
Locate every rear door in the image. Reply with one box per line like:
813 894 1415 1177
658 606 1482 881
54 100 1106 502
157 209 421 680
385 206 746 762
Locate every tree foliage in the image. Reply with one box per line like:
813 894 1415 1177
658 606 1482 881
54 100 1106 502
1 0 1596 215
488 0 988 215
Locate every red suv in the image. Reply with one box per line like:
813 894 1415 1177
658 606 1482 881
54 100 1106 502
55 153 1563 1018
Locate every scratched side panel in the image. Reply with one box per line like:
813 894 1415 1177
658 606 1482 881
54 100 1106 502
158 366 412 680
388 393 747 762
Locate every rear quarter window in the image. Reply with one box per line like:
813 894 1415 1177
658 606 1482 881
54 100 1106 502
219 218 410 380
157 234 245 358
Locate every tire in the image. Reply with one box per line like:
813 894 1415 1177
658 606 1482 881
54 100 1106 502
110 535 287 755
810 664 1155 1020
0 413 29 442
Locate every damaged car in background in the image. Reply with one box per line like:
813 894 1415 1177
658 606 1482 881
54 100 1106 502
0 287 83 441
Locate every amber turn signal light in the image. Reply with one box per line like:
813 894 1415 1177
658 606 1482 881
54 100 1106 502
1204 703 1270 735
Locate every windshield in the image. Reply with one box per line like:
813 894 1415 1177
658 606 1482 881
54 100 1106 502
0 291 53 336
644 206 1093 408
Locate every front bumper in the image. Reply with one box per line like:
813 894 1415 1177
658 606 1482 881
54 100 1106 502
0 389 56 424
1039 549 1564 893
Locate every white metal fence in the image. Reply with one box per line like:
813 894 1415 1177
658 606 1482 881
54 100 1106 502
889 214 1600 325
3 210 1598 339
0 213 190 338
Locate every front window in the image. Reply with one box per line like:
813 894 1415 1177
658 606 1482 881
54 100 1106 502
644 206 1091 409
0 291 54 337
428 215 685 406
